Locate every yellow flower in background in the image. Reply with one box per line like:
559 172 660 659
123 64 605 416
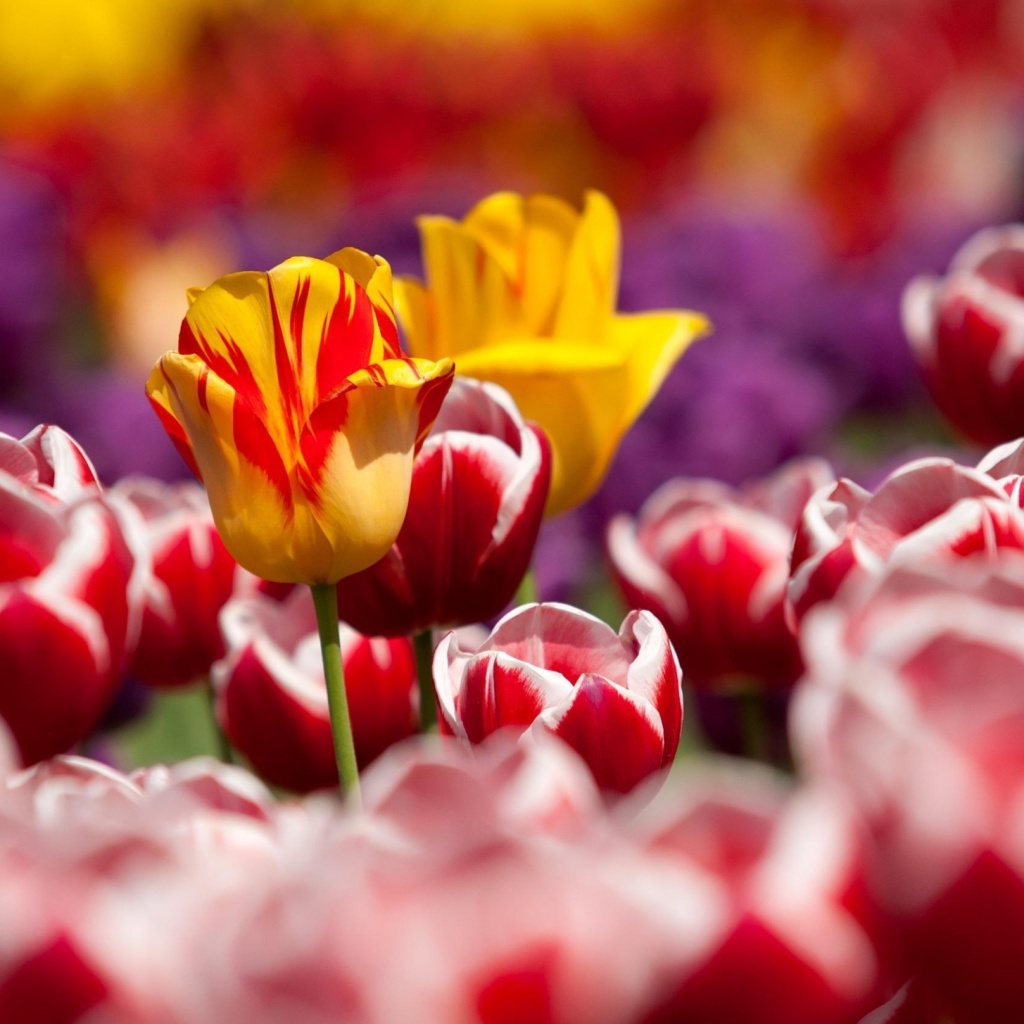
396 191 710 515
147 249 455 585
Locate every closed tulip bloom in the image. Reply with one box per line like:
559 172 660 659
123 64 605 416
213 588 417 792
146 248 455 584
115 477 239 689
434 602 683 793
0 480 139 764
904 225 1024 445
608 458 831 690
337 377 551 636
396 191 709 515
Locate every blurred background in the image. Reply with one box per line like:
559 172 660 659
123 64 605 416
2 0 1022 524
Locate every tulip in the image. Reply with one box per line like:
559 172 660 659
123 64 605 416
213 588 417 792
0 479 139 763
789 452 1024 622
396 191 709 515
337 376 551 637
636 769 888 1024
434 602 682 793
115 477 239 689
608 458 831 690
903 225 1024 445
793 556 1024 1023
146 247 455 586
0 423 101 501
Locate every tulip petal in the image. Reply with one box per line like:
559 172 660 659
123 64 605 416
620 610 683 765
459 652 572 744
552 190 621 341
298 357 454 581
538 673 665 793
607 310 711 429
150 353 338 584
484 602 632 684
463 192 580 336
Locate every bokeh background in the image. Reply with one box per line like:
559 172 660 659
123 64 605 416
3 0 1023 576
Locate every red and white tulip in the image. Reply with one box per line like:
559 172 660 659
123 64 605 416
434 602 683 793
338 376 551 635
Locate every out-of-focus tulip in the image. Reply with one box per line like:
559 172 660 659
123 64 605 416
146 248 454 584
434 602 682 793
213 588 417 791
609 458 831 690
0 431 141 764
793 556 1024 1024
338 377 551 635
396 191 709 515
0 424 100 501
115 477 239 689
789 451 1024 622
635 767 889 1024
903 225 1024 444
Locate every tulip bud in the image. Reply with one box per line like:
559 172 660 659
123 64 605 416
338 377 551 635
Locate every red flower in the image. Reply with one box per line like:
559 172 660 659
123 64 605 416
609 458 830 689
0 428 141 763
434 602 682 794
116 477 240 689
338 377 551 635
904 225 1024 444
213 588 417 791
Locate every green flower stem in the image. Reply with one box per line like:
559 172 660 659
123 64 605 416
310 583 361 805
514 567 539 605
738 686 768 764
204 676 234 764
414 629 438 732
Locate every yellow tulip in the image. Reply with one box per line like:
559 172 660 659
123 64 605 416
396 190 709 515
147 248 455 585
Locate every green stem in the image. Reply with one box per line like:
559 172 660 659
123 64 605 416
310 583 361 805
204 676 234 764
514 566 539 605
414 629 438 732
738 687 768 764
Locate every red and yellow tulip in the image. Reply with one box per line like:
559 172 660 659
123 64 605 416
147 248 455 585
396 190 710 515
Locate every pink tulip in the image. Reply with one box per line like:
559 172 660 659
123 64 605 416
115 477 239 688
434 602 682 793
213 588 417 791
338 377 551 635
903 225 1024 444
793 555 1024 1023
609 458 830 689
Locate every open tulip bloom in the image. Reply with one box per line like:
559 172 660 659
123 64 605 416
396 190 710 515
434 602 683 793
147 247 454 799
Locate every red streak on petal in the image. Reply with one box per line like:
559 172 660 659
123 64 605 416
196 365 210 414
268 279 301 432
232 395 292 512
316 269 376 398
290 273 312 381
